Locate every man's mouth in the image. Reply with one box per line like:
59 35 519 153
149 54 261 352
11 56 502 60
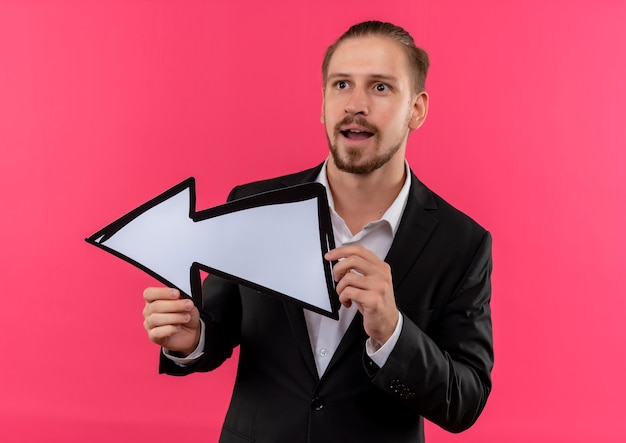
340 129 375 140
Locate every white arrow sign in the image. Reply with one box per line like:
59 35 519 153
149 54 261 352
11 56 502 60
86 178 339 319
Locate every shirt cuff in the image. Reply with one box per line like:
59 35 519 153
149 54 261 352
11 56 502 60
162 319 206 366
365 313 403 368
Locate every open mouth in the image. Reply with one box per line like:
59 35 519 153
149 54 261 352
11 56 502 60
340 129 375 140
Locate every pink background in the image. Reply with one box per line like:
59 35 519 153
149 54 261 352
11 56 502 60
1 1 625 441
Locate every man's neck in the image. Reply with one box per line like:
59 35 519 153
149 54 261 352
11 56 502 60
326 159 406 235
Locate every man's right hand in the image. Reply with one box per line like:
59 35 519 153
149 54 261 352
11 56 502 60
142 287 200 356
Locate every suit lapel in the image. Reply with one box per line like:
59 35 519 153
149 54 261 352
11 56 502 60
283 303 320 381
385 173 438 292
280 164 324 187
322 310 365 378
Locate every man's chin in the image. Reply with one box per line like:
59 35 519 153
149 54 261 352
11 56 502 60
328 141 386 175
333 156 380 175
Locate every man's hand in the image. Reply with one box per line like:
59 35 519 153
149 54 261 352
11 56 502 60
142 287 200 356
325 245 399 346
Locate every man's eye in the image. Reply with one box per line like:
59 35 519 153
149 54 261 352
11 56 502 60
375 83 389 92
336 81 349 89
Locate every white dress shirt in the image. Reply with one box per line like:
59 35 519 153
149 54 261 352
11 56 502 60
165 160 411 377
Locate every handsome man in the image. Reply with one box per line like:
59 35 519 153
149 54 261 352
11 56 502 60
143 21 493 443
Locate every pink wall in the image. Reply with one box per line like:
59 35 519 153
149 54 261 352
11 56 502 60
1 1 625 441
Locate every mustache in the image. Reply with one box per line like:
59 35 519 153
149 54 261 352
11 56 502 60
333 115 378 135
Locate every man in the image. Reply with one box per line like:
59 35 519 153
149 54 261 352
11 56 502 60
143 21 493 443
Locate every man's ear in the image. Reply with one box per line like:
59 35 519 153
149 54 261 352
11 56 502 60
320 87 326 124
409 91 429 130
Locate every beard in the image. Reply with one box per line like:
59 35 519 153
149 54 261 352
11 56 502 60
326 115 404 175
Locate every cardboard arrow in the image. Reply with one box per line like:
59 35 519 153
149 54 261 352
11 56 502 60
86 178 340 319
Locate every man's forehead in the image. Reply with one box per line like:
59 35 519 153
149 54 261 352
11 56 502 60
326 36 410 79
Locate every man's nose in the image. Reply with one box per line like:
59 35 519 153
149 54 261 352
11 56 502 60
344 88 369 115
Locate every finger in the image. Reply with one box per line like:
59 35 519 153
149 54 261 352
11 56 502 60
337 278 384 306
147 324 182 344
143 287 180 303
332 256 381 281
340 298 353 308
142 299 192 322
336 273 390 307
144 312 192 331
335 271 368 294
338 285 362 308
325 245 378 262
146 298 194 315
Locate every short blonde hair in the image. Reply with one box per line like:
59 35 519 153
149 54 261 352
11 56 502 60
322 21 430 93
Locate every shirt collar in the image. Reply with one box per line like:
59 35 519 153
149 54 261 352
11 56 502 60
316 159 411 236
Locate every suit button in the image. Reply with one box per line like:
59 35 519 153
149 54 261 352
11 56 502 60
390 379 402 390
311 397 325 411
367 358 378 371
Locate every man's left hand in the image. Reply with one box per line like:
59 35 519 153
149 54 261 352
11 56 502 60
325 245 399 346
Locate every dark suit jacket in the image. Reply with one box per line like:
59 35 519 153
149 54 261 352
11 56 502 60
160 164 494 443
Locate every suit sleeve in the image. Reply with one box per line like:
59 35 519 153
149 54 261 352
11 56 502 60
368 231 493 433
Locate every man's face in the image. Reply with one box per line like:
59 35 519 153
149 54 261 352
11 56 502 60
322 36 427 175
